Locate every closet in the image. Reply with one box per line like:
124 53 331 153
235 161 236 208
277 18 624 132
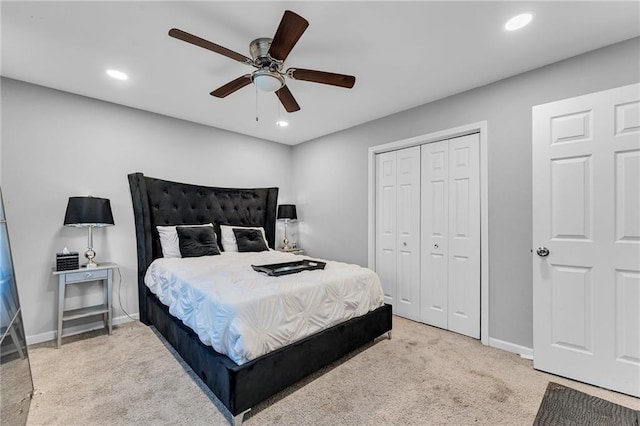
375 133 480 338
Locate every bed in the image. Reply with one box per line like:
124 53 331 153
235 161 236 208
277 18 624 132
128 173 392 425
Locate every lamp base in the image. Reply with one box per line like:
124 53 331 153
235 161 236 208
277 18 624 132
84 248 98 268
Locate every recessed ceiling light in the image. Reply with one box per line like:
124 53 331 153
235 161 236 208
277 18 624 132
276 120 289 128
504 13 533 31
106 69 128 81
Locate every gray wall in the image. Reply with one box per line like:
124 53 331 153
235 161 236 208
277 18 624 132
1 78 293 341
291 37 640 349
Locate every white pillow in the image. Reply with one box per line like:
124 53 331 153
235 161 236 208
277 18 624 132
157 223 214 258
219 225 268 252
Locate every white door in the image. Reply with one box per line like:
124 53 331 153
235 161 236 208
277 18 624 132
447 135 481 338
375 147 421 319
396 146 421 320
376 151 397 306
421 134 480 338
420 140 449 329
533 83 640 397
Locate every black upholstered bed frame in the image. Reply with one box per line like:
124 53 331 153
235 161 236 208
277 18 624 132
128 172 392 424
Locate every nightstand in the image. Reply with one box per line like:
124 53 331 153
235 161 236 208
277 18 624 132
52 262 117 348
279 248 305 255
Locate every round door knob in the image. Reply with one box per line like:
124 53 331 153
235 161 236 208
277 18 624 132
434 244 439 249
85 272 93 278
403 242 407 247
536 247 550 257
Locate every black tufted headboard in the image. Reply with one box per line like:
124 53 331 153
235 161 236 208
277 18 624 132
128 172 279 324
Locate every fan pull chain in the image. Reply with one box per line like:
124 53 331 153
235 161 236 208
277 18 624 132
277 96 281 119
255 85 259 122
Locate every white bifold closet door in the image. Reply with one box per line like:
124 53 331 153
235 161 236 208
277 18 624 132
420 134 480 339
375 146 421 321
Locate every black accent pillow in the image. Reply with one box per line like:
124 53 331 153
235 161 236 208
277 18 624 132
233 228 269 252
177 226 221 258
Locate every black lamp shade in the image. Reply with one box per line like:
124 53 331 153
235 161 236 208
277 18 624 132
64 196 114 227
277 204 297 220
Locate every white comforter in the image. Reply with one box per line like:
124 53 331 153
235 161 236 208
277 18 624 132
144 250 385 364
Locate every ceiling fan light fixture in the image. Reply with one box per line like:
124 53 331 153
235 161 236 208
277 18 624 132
252 69 284 92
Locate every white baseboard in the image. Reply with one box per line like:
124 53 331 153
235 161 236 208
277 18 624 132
26 313 139 346
489 337 534 359
112 313 139 326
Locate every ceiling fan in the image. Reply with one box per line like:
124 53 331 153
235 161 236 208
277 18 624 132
169 10 356 113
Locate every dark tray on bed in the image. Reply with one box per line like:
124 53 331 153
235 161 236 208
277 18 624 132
252 259 327 276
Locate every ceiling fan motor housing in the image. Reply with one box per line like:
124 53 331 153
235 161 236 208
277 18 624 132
250 38 276 65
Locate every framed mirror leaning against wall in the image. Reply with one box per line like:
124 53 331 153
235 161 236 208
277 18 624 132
0 187 34 425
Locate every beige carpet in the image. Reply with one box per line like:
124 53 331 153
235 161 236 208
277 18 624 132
26 317 639 425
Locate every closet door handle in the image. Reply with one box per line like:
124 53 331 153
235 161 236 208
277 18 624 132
402 242 407 247
434 244 439 249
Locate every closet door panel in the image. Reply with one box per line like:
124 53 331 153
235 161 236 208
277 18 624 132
420 141 449 328
396 146 421 320
375 151 397 306
447 134 481 339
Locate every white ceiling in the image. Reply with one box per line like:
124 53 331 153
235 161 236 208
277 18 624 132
2 1 639 145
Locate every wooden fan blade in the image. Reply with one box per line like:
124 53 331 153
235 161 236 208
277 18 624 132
275 86 301 112
210 75 252 98
268 10 309 62
169 28 252 64
288 68 355 88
